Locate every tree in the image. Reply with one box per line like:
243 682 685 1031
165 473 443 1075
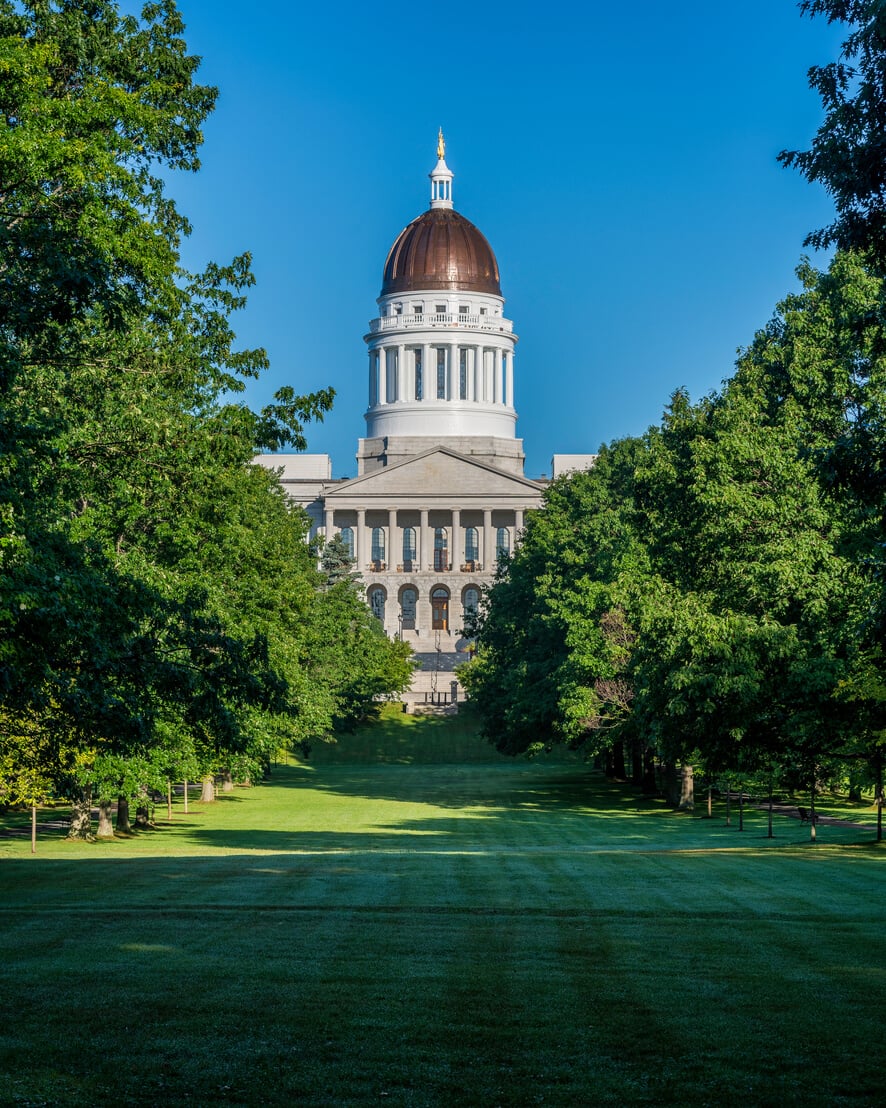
0 2 407 831
779 1 886 260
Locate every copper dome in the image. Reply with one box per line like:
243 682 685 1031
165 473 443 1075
381 208 501 296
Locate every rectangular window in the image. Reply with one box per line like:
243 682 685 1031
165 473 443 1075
479 306 487 315
459 348 467 400
412 304 423 315
459 304 468 316
414 349 423 401
435 304 446 314
436 348 446 399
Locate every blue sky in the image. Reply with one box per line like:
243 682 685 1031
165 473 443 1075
159 0 843 478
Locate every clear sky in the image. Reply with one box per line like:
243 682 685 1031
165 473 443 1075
155 0 843 479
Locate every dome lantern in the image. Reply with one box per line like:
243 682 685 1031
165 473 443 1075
429 128 454 209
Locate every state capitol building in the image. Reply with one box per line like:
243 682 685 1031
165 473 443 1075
256 135 594 696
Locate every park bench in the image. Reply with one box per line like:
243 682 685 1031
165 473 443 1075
797 806 819 824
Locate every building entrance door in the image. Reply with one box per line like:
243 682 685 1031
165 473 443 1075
431 588 449 631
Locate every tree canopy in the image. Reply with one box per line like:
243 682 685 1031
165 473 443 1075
0 2 411 833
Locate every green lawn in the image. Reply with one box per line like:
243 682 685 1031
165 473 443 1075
2 709 884 1105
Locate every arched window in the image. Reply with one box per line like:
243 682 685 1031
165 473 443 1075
402 527 416 570
400 587 417 631
339 527 354 558
433 527 448 571
371 526 386 567
368 586 386 622
463 586 480 618
464 527 479 564
431 587 449 631
496 527 510 559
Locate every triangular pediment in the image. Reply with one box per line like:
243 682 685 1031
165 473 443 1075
325 447 544 501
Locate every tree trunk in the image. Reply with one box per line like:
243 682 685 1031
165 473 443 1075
97 798 114 839
135 788 151 829
631 740 643 786
707 785 713 819
678 764 694 810
611 741 626 781
67 788 94 841
663 764 681 808
183 779 189 814
877 756 883 843
31 805 37 854
222 769 234 793
738 788 744 831
768 772 774 840
810 776 817 843
166 779 173 820
116 795 132 834
725 787 731 827
642 746 657 794
848 770 863 803
604 747 615 778
200 775 215 803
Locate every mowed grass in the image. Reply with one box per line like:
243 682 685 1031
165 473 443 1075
2 709 885 1106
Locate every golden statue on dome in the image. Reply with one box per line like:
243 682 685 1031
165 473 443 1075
437 128 445 160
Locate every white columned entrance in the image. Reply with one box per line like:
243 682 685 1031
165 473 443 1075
451 508 461 571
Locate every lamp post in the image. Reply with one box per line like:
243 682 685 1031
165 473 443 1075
397 613 402 641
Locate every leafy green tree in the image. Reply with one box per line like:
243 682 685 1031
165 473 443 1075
780 1 886 259
0 2 405 832
321 534 360 587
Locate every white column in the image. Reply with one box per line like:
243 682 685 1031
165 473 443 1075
470 346 479 401
398 344 407 401
377 348 386 405
451 508 461 571
422 344 431 401
324 507 334 542
356 508 365 570
515 508 525 543
448 343 458 401
506 353 514 407
483 508 493 570
388 507 397 569
420 508 430 572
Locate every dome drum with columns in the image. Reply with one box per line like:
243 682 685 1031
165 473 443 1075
253 135 593 708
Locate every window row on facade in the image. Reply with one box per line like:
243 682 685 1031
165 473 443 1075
368 583 480 633
368 344 513 406
381 300 502 320
340 524 510 572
